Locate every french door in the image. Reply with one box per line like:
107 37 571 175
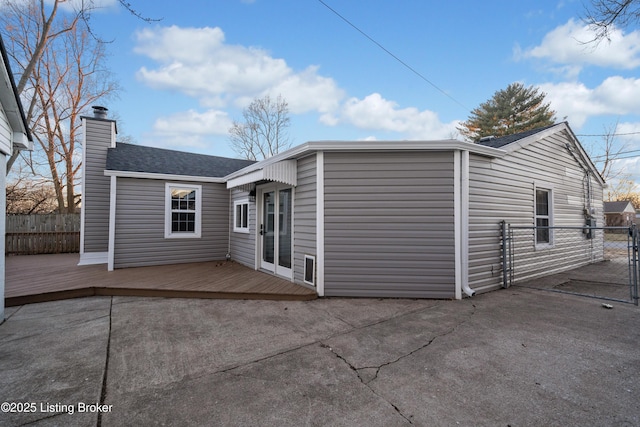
259 185 292 279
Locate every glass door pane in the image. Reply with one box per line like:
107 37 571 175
263 191 275 265
278 188 292 269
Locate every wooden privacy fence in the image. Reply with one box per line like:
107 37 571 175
6 214 80 255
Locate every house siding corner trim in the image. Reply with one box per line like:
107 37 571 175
316 151 325 297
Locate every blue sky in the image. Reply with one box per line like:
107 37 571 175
77 0 639 184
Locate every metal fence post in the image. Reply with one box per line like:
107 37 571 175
501 221 509 288
632 224 639 306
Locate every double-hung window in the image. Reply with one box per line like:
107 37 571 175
535 188 552 246
233 199 249 233
165 183 202 238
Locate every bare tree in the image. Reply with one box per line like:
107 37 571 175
3 2 118 212
585 121 640 206
606 178 640 206
229 95 291 161
584 0 640 41
586 121 629 182
6 173 58 214
2 0 159 173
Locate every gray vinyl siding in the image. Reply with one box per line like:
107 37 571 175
0 105 11 155
229 188 255 268
323 151 456 298
293 154 317 287
468 132 605 292
113 178 229 268
83 118 113 253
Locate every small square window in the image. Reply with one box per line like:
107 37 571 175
233 200 250 233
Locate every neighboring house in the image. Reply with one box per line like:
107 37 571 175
81 111 604 299
0 35 33 322
603 201 636 226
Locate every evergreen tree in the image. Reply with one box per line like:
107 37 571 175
458 83 556 141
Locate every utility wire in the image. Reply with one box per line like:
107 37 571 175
576 131 640 137
316 0 470 113
591 155 640 161
591 149 640 159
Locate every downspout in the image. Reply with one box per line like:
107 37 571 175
227 189 232 260
107 175 116 271
461 150 475 297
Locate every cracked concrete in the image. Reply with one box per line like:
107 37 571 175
320 302 477 424
0 297 112 427
1 288 639 426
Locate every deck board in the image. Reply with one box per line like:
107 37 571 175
5 254 316 306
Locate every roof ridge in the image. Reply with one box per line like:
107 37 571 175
475 122 564 148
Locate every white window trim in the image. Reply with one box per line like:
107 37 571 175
233 199 250 234
534 185 554 248
165 183 202 239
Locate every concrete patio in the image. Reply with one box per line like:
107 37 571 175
1 286 638 426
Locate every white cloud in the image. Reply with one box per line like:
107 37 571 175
148 109 233 150
134 26 458 145
134 26 343 115
267 66 344 114
618 121 640 146
522 19 640 74
540 77 640 127
334 93 459 139
153 109 232 135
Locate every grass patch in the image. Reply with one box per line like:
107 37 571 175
604 232 630 242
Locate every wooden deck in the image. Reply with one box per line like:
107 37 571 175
5 254 317 306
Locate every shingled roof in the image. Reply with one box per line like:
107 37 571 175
106 142 256 178
603 201 636 213
475 123 560 148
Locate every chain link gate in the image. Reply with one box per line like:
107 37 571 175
501 222 639 305
631 225 639 304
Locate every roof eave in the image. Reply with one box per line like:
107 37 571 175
224 139 506 181
0 35 33 151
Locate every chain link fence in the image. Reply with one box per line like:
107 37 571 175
502 223 638 305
